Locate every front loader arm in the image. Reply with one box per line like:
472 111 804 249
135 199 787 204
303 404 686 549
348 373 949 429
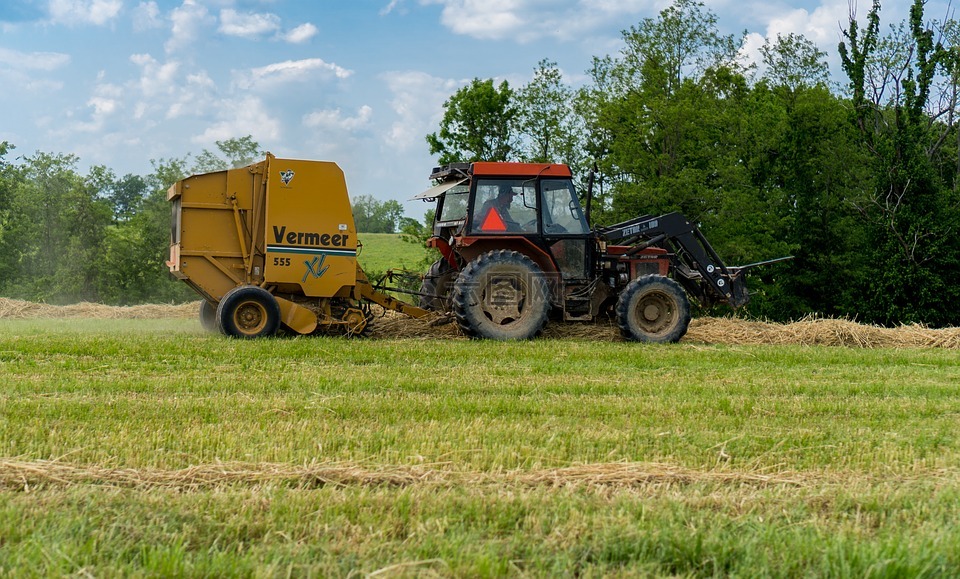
599 212 749 308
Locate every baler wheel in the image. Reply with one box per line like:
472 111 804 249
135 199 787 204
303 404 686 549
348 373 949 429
199 300 217 332
451 250 549 340
616 274 690 343
216 285 281 339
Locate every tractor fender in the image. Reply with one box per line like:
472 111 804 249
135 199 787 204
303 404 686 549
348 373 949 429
454 236 562 303
455 236 558 277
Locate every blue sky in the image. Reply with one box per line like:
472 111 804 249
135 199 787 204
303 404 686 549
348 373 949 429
0 0 937 217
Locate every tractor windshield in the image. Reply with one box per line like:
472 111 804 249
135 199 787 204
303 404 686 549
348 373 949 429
470 179 538 234
541 179 589 235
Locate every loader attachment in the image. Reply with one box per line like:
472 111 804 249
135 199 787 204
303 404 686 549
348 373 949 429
728 255 795 274
600 212 750 308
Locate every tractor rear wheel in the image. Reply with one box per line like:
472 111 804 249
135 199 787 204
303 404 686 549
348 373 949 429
199 300 217 332
216 285 281 339
419 258 457 311
616 275 691 343
452 250 550 340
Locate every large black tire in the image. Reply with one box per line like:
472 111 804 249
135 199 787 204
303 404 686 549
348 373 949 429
199 300 217 332
216 285 282 339
616 275 691 343
419 258 457 311
451 250 550 340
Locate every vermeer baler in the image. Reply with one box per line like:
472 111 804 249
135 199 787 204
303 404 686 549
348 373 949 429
167 154 426 338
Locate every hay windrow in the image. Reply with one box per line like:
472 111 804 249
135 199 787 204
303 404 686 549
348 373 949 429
367 308 960 349
0 297 197 320
0 459 813 491
2 297 959 349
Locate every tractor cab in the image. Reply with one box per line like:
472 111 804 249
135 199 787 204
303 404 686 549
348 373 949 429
417 162 593 283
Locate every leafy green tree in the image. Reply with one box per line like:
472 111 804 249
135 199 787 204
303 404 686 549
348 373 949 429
516 59 584 167
617 0 744 95
760 33 830 91
4 153 113 302
839 0 960 325
100 157 194 304
0 142 25 289
217 136 263 168
191 149 228 174
426 78 517 164
352 195 404 233
578 0 875 320
109 174 148 223
192 136 263 174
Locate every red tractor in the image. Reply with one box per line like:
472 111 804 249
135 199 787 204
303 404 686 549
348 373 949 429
414 161 781 342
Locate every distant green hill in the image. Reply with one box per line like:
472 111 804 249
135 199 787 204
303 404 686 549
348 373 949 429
356 233 434 277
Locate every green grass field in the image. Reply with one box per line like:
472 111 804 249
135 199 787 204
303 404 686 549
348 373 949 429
356 233 434 277
2 318 960 576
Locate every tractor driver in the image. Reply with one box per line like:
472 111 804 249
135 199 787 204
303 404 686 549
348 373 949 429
480 184 520 231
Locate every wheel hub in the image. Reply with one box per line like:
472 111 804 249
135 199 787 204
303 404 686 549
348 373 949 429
482 275 524 325
635 291 676 335
235 302 267 333
643 304 660 321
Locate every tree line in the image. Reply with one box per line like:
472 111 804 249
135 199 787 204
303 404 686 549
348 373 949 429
427 0 960 326
2 0 958 326
0 137 279 305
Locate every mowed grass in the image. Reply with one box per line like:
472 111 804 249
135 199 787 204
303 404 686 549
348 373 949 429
355 232 432 276
2 318 960 576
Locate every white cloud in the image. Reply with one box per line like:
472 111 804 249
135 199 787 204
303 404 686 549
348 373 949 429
303 105 374 131
130 53 180 97
59 82 123 134
87 96 117 116
381 70 461 149
419 0 654 42
380 0 403 16
48 0 122 26
166 71 218 119
133 1 163 31
186 71 215 90
0 47 70 70
192 96 281 144
426 0 525 41
219 8 281 39
738 31 767 74
166 0 215 54
283 22 318 44
765 4 850 48
236 58 353 89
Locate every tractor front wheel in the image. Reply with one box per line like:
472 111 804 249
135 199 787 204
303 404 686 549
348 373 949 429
452 250 550 340
216 285 282 339
616 275 691 343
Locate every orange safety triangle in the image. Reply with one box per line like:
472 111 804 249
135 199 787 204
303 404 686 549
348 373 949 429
481 207 508 232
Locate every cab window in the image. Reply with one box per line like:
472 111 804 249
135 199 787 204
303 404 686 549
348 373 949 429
438 185 469 222
541 179 589 235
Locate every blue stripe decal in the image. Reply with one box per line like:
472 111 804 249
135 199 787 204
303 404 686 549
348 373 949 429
267 245 356 256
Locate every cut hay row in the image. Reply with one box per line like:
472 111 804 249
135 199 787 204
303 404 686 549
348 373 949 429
685 316 960 349
3 297 959 349
0 459 811 492
368 309 960 349
0 297 196 320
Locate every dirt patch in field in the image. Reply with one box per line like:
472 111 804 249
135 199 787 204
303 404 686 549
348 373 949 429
3 297 959 349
